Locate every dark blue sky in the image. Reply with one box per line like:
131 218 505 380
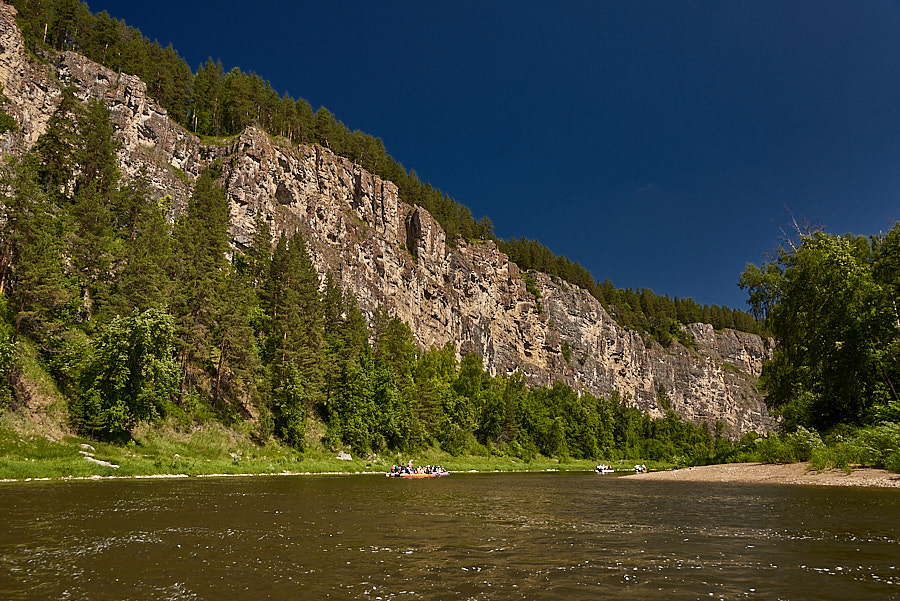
87 1 900 309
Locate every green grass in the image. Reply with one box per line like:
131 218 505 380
721 362 745 375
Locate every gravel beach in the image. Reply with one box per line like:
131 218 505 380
624 462 900 488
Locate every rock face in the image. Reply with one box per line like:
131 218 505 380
0 1 58 153
0 3 776 435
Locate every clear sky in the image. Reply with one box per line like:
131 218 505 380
85 1 900 309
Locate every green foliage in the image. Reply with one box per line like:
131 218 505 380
742 227 900 431
523 273 541 300
261 233 324 393
75 98 121 194
169 168 233 400
268 361 307 451
810 423 900 472
0 297 15 412
560 342 572 364
0 112 16 134
372 307 417 382
0 84 17 133
656 386 671 411
751 426 825 463
109 175 174 314
325 354 376 453
33 86 80 197
74 308 178 438
0 154 80 336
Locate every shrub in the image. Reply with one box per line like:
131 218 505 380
75 309 178 438
847 422 900 469
785 426 825 459
810 422 900 472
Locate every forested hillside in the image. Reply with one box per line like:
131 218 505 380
0 90 732 462
7 0 762 346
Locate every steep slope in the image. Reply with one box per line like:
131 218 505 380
0 3 775 435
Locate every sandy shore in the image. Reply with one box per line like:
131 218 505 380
624 462 900 488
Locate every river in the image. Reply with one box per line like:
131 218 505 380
1 472 898 600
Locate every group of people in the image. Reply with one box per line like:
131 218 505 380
595 463 649 474
388 461 448 476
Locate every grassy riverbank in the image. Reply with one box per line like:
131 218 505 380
0 418 673 482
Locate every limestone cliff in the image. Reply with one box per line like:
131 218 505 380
0 3 776 435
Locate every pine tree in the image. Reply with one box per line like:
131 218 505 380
261 233 324 446
191 58 225 136
69 181 114 322
33 87 79 198
262 234 322 375
372 306 417 382
0 155 77 340
75 98 120 195
49 0 80 50
170 168 231 399
109 176 173 315
211 266 259 407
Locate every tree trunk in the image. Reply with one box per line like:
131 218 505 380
214 336 227 406
178 350 188 403
881 364 899 404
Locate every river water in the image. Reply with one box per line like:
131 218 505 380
1 472 898 600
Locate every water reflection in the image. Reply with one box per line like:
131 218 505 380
0 473 897 600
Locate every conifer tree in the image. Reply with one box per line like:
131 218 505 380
0 155 77 340
322 276 368 382
191 58 225 136
33 87 79 198
49 0 80 50
260 232 324 447
372 306 417 382
262 233 323 383
170 167 230 398
69 181 114 321
109 177 173 315
211 265 259 407
75 98 120 195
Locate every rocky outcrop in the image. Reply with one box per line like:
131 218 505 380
0 2 776 435
0 2 58 153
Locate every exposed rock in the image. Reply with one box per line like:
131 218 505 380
0 3 776 436
0 2 59 153
84 455 119 469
